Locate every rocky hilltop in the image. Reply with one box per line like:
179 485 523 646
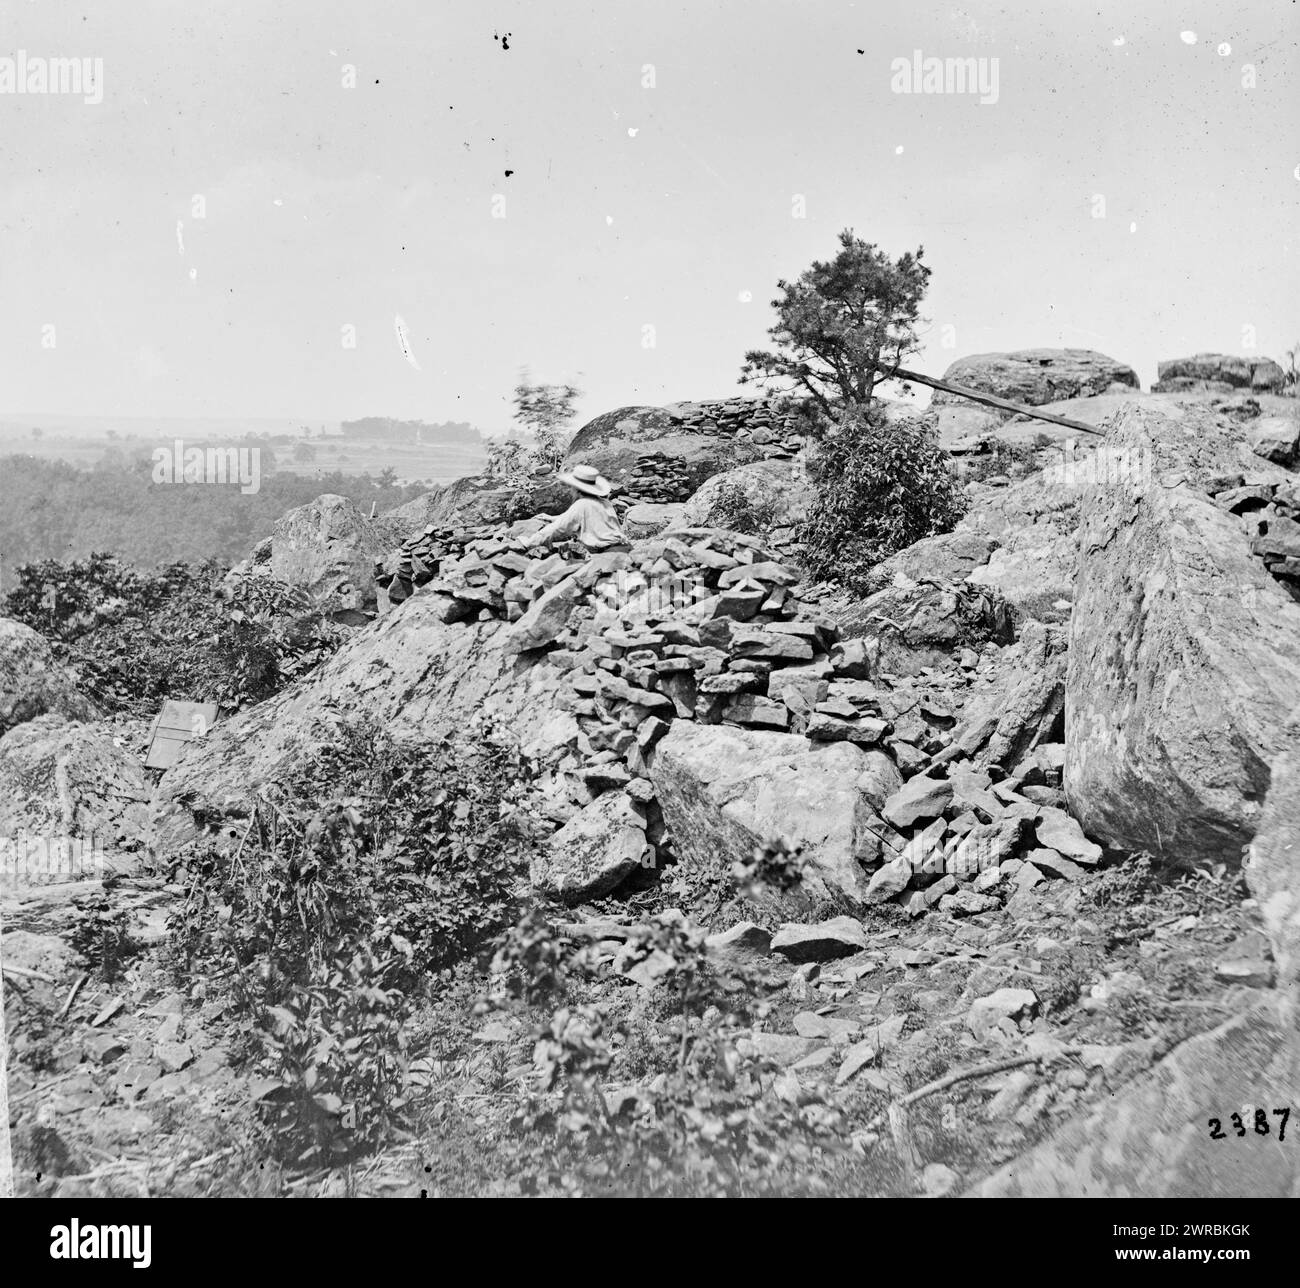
4 354 1300 1197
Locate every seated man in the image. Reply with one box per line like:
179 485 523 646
528 464 629 556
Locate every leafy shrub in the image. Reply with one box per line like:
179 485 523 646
254 945 413 1164
798 410 968 593
483 856 855 1196
67 892 138 983
731 837 807 899
3 554 350 715
483 427 571 488
493 908 850 1196
703 481 781 536
170 718 531 1164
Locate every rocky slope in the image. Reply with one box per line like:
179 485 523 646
4 369 1300 1197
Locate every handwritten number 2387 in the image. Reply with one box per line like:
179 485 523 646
1207 1108 1289 1140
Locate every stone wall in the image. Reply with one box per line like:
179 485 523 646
660 396 808 455
568 398 810 508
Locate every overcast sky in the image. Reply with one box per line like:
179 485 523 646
0 0 1295 432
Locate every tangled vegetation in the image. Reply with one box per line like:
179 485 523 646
169 718 533 1165
167 734 874 1192
799 411 968 592
484 373 583 487
485 879 858 1196
703 480 782 537
3 553 350 715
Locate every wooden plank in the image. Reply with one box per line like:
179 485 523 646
144 700 219 769
880 364 1109 437
144 735 189 771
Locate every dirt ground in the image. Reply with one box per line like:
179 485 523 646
2 844 1270 1198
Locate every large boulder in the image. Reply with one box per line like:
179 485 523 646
675 457 815 531
1066 403 1300 866
0 715 150 877
530 792 648 903
958 450 1096 617
976 994 1300 1196
622 503 686 539
957 401 1249 620
870 532 998 587
831 580 1014 675
649 722 900 909
239 494 395 611
0 619 99 737
931 349 1139 414
151 593 573 852
952 621 1067 772
1152 353 1286 395
383 473 572 533
1246 744 1300 989
565 406 763 499
1250 415 1300 467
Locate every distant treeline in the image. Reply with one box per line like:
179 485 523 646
339 417 482 444
0 453 430 589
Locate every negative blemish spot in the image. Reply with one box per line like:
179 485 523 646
627 127 638 137
1180 31 1197 45
605 215 613 226
394 314 420 371
895 145 904 155
1217 42 1231 56
1112 35 1126 47
738 290 752 303
1130 221 1138 233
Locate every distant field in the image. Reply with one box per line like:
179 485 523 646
1 436 487 488
282 439 487 486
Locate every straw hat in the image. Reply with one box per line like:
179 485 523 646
557 463 613 498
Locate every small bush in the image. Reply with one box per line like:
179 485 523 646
481 852 861 1196
2 554 350 715
483 426 572 488
798 409 967 593
703 481 780 536
170 717 531 1165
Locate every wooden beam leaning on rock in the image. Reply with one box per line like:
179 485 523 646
873 362 1108 437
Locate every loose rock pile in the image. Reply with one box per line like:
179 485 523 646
375 522 555 617
611 399 807 506
370 513 1106 916
1208 474 1300 602
621 452 696 504
662 396 807 457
